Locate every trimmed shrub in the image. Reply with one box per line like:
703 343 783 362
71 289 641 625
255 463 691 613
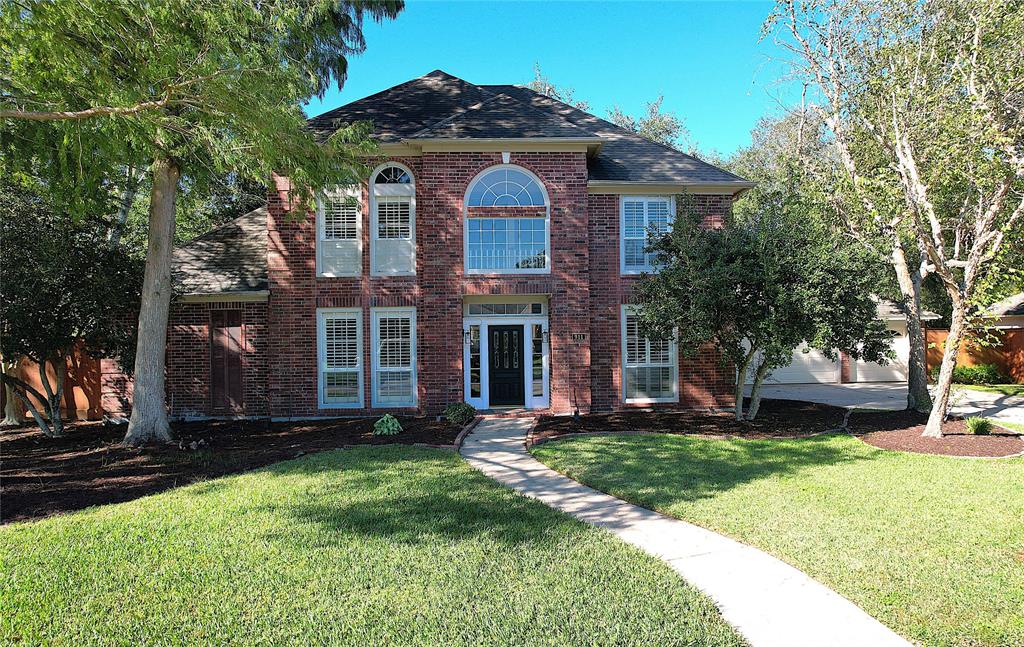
930 363 1009 385
373 414 402 436
443 402 477 427
965 417 992 435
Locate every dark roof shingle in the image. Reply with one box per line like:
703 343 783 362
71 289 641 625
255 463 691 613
172 206 268 296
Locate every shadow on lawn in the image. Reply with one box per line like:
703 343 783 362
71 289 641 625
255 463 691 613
251 448 572 548
539 433 875 508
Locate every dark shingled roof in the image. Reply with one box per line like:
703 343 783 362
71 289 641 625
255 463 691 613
409 92 600 140
875 298 941 321
172 206 268 296
307 70 751 187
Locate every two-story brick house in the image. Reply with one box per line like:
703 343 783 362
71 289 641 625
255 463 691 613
102 70 753 420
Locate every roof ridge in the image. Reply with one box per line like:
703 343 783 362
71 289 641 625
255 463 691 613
504 86 751 183
308 69 469 124
176 204 267 250
407 90 503 138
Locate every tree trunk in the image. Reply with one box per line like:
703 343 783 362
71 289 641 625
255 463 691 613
37 357 64 437
746 360 772 421
891 241 931 411
2 360 21 426
734 346 757 421
923 297 966 437
123 154 180 446
108 166 143 247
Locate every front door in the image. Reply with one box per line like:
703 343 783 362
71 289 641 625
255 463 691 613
488 325 525 406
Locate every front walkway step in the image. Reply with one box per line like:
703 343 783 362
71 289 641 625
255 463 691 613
461 418 911 647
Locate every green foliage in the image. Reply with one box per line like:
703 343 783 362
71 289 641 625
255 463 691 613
609 96 691 151
931 363 1010 386
0 182 142 368
526 63 590 110
372 414 402 436
443 402 477 427
0 0 403 218
635 192 892 419
965 417 993 436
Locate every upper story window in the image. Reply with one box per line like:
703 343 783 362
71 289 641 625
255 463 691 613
464 164 550 275
371 163 415 276
317 186 361 277
621 196 674 275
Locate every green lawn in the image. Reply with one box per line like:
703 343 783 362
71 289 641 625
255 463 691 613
956 383 1024 397
0 446 744 646
533 434 1024 647
993 419 1024 434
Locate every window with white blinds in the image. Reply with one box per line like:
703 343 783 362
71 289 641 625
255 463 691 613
317 309 362 408
621 306 677 403
371 164 415 275
371 308 416 407
317 186 362 277
621 196 674 274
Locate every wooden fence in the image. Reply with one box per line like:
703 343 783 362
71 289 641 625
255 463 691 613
925 328 1024 383
1 348 104 423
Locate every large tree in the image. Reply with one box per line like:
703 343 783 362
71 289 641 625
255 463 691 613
609 96 692 152
635 195 891 421
1 0 402 444
770 0 1024 435
0 182 142 436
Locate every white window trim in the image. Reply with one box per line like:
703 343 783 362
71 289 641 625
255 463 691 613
620 195 675 276
463 164 551 276
621 305 679 404
462 315 549 411
317 308 364 409
370 307 417 408
316 185 362 278
370 162 417 277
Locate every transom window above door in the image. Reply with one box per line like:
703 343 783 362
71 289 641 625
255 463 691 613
464 164 550 275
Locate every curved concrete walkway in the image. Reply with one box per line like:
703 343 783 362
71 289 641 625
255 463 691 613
461 418 911 647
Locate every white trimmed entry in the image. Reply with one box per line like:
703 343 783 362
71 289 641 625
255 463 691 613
463 295 549 410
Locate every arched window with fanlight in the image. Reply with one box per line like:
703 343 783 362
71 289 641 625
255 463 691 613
463 165 550 274
370 162 416 275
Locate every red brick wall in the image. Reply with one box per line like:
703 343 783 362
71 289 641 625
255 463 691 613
587 192 735 411
267 152 592 416
101 301 269 419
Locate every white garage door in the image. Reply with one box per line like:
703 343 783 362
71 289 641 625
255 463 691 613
745 343 840 384
854 321 909 382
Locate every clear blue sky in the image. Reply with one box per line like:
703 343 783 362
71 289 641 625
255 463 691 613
303 1 799 157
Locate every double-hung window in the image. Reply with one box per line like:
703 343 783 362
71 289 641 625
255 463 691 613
371 307 416 407
318 309 363 408
621 306 678 403
621 196 673 274
317 186 361 277
371 164 416 275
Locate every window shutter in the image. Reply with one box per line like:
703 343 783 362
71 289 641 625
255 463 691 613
621 196 673 273
373 197 415 274
622 308 677 402
319 310 362 407
372 309 416 407
318 186 361 276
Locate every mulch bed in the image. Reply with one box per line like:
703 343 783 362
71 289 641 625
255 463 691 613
851 410 1024 458
1 416 462 524
532 399 1024 459
531 399 849 445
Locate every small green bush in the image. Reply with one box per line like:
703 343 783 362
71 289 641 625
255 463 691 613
965 417 993 435
930 363 1009 385
443 402 477 427
373 414 402 436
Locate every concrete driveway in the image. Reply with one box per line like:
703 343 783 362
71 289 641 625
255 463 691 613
747 383 1024 424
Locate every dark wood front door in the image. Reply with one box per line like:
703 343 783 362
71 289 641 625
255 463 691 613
210 310 243 412
488 325 525 406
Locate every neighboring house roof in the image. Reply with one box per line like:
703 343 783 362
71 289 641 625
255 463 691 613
987 292 1024 317
172 206 268 298
309 70 751 189
875 298 941 321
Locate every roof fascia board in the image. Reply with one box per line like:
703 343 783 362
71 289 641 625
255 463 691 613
177 290 270 304
587 181 755 196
